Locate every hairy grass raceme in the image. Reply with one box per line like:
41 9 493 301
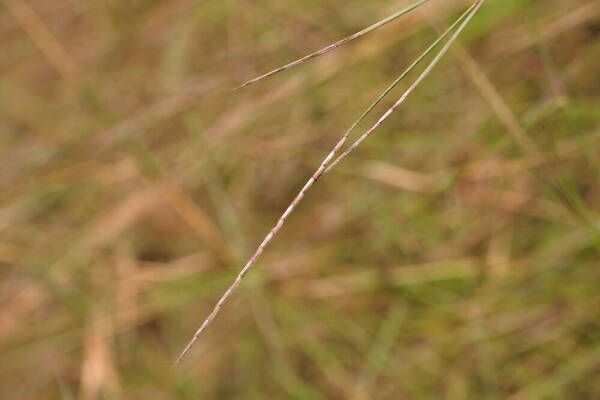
175 0 486 366
3 0 599 396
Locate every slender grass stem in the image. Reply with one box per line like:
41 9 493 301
324 0 484 173
323 2 477 174
174 0 485 366
234 0 432 90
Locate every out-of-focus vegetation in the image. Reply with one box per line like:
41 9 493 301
1 0 599 398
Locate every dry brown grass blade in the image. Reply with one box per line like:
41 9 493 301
234 0 431 90
174 0 485 366
3 0 80 80
80 310 121 400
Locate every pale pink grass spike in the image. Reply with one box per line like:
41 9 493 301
234 0 431 90
174 0 485 366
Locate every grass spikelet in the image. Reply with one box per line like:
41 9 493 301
174 0 485 366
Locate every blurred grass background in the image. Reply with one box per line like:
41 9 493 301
1 0 599 398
